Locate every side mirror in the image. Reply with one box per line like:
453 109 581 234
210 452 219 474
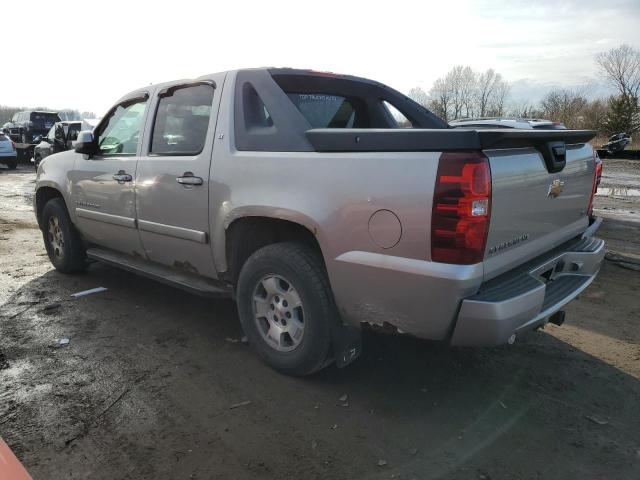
74 130 97 155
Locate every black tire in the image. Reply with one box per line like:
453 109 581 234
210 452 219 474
41 198 87 273
5 158 17 170
237 242 334 376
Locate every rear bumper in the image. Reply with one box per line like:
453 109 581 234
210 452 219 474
451 236 605 346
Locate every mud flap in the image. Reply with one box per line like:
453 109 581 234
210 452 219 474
331 320 362 368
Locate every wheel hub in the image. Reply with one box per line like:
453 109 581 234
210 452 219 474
252 274 305 352
47 216 64 259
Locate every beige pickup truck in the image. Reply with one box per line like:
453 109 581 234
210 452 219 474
34 68 604 375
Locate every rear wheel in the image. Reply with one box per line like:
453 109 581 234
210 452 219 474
5 158 17 169
41 198 87 273
237 242 334 376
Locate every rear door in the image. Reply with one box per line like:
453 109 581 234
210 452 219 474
71 92 151 255
135 79 220 278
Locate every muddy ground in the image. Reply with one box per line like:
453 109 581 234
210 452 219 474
0 159 639 480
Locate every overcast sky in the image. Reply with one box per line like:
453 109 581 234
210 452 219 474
2 0 639 116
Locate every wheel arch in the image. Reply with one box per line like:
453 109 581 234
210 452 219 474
35 186 67 230
221 212 326 286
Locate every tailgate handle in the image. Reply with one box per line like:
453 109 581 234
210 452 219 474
539 141 566 173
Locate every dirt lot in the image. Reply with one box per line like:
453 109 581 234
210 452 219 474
1 159 639 480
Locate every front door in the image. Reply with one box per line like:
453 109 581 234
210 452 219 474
40 126 55 159
135 81 219 278
70 92 150 256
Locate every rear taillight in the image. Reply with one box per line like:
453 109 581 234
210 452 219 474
587 150 603 217
10 140 16 151
431 151 491 264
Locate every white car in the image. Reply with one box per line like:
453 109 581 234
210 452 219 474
450 117 567 130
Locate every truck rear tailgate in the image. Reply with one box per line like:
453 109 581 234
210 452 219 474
482 143 595 280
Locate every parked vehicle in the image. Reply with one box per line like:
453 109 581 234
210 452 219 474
4 110 61 161
0 132 18 169
33 119 99 170
33 68 604 375
450 117 567 129
602 132 631 154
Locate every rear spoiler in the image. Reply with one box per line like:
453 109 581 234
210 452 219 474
305 128 596 152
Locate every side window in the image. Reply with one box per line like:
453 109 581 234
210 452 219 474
97 98 147 155
55 124 65 140
67 125 80 141
383 101 414 128
243 84 273 128
150 84 214 155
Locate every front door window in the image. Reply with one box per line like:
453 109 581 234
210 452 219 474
97 99 147 155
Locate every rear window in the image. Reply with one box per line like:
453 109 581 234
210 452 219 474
286 93 362 128
30 112 61 128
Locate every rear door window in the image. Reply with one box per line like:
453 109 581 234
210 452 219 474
150 84 214 155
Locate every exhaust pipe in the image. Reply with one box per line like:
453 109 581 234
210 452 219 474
548 311 565 326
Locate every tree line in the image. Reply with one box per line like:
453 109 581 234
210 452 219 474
408 44 640 137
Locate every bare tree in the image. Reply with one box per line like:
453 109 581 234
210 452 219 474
539 89 588 128
427 66 510 121
487 80 510 116
428 77 452 121
458 66 477 118
595 44 640 99
445 66 476 119
407 87 429 108
580 98 609 132
476 69 509 117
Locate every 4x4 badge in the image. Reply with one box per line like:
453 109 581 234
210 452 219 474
547 179 565 198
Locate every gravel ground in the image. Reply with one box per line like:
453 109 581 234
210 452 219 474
0 160 639 480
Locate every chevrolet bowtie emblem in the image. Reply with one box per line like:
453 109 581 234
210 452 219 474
547 179 565 198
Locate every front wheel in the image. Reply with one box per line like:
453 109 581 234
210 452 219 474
237 242 334 376
41 198 87 273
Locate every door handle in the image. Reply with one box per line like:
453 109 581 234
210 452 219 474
177 172 203 186
113 170 132 183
